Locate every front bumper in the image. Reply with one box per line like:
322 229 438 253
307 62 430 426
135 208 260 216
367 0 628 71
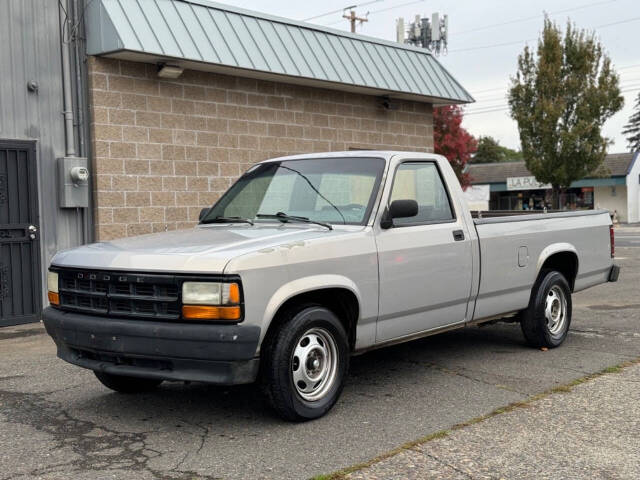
42 307 261 384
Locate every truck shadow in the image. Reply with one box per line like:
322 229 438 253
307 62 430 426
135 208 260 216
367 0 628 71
75 322 530 425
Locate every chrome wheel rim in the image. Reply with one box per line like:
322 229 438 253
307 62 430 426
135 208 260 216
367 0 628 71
291 327 338 402
545 286 567 335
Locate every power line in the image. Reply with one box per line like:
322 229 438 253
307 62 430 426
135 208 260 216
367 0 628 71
595 15 640 28
450 16 640 53
364 0 425 16
465 88 639 116
618 63 640 70
469 86 510 95
464 108 511 116
302 0 383 21
468 65 640 97
324 0 426 26
465 82 640 115
452 0 617 36
450 38 536 53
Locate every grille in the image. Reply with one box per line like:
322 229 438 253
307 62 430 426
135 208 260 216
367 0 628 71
56 269 181 320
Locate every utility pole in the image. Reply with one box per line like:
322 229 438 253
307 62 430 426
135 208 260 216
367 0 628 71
343 9 368 33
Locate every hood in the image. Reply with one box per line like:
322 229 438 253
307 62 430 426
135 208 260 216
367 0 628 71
52 224 343 273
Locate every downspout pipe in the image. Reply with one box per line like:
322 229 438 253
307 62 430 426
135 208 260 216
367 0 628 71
59 0 77 157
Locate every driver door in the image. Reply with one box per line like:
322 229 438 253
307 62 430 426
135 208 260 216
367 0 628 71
375 161 474 342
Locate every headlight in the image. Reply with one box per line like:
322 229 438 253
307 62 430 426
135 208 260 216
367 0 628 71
47 271 59 293
181 282 241 321
47 271 60 305
182 282 222 305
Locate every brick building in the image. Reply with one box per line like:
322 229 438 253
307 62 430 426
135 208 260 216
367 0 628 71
89 58 437 239
0 0 472 326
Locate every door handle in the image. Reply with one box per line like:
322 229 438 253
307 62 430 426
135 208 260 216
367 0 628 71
28 225 38 240
452 230 465 241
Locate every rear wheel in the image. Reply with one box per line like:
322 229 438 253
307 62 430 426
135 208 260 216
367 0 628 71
261 305 349 421
520 270 572 348
94 371 163 393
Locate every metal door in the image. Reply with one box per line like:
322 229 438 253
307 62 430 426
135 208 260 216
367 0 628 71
0 140 41 326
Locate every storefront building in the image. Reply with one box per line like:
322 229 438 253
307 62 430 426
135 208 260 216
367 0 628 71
466 152 640 223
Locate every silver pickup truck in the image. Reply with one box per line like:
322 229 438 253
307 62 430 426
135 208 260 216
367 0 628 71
43 151 618 420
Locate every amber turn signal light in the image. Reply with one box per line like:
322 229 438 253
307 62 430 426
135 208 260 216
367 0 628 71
227 282 240 304
182 305 241 321
48 291 60 305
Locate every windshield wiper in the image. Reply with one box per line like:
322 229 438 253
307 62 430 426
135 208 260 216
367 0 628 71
277 165 346 224
201 216 254 225
256 212 333 230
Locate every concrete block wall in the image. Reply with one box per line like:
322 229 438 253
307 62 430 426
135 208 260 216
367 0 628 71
87 57 434 240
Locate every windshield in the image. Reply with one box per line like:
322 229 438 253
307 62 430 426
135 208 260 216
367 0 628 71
202 157 386 226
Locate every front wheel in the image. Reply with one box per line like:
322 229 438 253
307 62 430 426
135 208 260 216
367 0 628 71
520 270 572 348
94 371 163 393
261 305 349 421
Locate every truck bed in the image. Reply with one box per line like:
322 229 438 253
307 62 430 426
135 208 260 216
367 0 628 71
470 209 612 321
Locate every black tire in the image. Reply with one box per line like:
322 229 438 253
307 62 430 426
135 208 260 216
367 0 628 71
520 270 572 348
94 371 163 393
261 304 349 421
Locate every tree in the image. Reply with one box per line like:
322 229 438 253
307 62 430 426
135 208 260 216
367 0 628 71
622 92 640 152
433 105 477 188
508 17 623 208
473 136 522 163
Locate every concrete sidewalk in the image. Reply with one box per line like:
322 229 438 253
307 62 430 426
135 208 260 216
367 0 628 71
341 360 640 480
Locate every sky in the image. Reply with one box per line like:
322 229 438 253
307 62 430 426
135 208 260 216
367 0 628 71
213 0 639 152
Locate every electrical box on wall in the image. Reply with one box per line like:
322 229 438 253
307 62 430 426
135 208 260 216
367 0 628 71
58 157 89 208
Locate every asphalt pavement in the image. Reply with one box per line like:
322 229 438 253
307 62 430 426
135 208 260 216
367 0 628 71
0 232 638 480
615 224 640 247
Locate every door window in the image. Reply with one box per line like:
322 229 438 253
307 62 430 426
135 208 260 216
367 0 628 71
390 162 454 225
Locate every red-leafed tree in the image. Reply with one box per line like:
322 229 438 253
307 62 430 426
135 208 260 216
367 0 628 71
433 105 477 188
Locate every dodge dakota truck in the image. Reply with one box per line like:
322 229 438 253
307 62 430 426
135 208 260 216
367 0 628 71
43 151 618 421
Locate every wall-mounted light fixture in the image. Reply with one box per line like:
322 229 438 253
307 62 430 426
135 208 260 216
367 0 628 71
379 96 399 111
157 64 184 79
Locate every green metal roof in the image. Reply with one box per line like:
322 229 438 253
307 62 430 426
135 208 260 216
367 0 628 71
86 0 474 105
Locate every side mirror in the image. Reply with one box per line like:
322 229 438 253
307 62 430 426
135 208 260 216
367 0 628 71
380 199 418 229
199 207 210 222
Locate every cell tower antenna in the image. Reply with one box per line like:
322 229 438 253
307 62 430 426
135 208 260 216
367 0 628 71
397 12 449 55
396 17 405 43
431 13 440 41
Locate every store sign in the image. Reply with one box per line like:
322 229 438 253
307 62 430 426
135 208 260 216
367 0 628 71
464 184 490 210
464 184 490 201
506 176 551 191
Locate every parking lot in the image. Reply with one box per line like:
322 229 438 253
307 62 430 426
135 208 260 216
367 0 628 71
1 230 639 480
